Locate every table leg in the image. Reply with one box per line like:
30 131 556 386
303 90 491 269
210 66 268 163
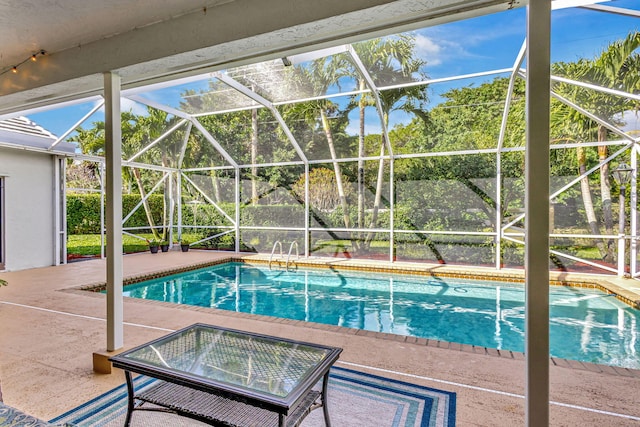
321 371 332 427
124 371 135 427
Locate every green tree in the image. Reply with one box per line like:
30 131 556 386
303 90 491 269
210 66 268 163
552 31 640 260
550 61 606 258
281 57 353 228
181 77 298 206
292 167 352 211
349 35 428 237
70 108 183 241
416 77 526 226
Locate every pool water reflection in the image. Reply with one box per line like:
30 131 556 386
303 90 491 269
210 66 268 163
120 262 640 368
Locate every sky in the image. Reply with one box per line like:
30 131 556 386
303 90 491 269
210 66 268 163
25 0 640 141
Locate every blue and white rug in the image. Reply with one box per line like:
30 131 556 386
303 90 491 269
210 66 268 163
50 367 456 427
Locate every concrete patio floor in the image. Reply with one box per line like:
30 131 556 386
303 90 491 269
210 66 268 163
0 251 639 426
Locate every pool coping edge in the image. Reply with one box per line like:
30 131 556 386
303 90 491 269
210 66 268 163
63 255 640 377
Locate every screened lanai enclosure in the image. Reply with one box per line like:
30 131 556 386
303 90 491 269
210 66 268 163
30 2 639 276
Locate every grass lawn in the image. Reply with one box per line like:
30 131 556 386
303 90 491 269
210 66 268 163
67 234 151 255
67 234 202 256
68 234 608 270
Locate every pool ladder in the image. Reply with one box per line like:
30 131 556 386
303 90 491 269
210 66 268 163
269 241 299 271
286 241 299 271
269 241 282 270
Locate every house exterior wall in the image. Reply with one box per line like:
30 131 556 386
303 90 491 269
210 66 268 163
0 147 56 271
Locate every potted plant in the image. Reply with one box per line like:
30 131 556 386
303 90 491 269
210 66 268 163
148 239 160 254
160 240 170 252
180 239 191 252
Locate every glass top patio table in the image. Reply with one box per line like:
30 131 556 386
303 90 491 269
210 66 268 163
110 323 342 411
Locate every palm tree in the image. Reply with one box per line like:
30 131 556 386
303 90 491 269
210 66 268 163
552 60 608 259
591 31 640 257
552 31 640 261
282 57 352 228
348 35 428 249
135 108 186 241
549 95 608 258
71 109 183 242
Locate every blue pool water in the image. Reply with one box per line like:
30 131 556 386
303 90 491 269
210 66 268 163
121 262 640 368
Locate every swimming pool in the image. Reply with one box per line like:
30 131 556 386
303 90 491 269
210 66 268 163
121 262 640 369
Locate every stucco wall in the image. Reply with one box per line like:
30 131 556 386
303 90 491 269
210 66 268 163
0 147 55 271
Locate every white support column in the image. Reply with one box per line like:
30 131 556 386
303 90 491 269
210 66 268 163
53 156 60 265
389 158 395 262
177 172 183 243
631 148 638 276
100 162 105 259
525 2 551 426
235 168 240 252
60 157 67 264
304 163 310 258
495 151 502 269
104 71 124 352
618 184 626 277
53 156 66 265
168 172 174 247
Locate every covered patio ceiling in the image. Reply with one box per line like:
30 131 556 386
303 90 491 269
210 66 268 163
0 0 518 116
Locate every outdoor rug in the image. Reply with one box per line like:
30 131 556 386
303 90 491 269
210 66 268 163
50 367 456 427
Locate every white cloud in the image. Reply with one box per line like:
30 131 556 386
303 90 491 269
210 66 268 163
414 34 443 66
96 98 149 117
412 29 476 69
121 98 150 116
619 110 640 134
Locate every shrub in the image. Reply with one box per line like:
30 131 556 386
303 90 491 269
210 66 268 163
67 194 165 234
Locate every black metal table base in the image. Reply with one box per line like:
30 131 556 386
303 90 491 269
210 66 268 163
124 371 332 427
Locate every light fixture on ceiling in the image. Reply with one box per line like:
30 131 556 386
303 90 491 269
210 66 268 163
1 49 47 77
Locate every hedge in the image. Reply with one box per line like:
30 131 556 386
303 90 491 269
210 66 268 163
67 194 467 236
67 194 308 234
67 194 166 234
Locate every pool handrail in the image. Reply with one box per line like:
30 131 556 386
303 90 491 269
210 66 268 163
269 241 283 270
286 241 299 271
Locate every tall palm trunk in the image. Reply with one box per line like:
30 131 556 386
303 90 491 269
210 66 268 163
132 167 160 240
577 146 607 258
210 168 221 203
364 140 386 248
160 156 174 242
357 81 366 231
370 140 386 224
162 186 169 242
320 109 350 229
364 110 390 248
598 125 614 261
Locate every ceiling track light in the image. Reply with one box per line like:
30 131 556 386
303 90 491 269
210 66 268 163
0 49 47 77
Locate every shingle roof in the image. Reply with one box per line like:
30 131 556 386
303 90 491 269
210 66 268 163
0 116 57 139
0 116 75 153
